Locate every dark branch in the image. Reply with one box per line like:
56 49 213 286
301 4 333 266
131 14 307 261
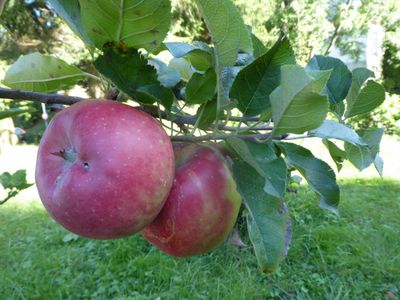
0 87 266 127
171 133 288 142
0 87 84 105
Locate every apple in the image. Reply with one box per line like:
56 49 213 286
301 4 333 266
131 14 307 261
141 142 242 257
35 100 175 239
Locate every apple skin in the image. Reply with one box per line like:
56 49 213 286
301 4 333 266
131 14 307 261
141 142 242 257
35 100 174 239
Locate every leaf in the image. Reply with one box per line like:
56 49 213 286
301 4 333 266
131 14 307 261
79 0 171 51
0 108 36 120
0 170 33 191
148 58 180 88
3 53 85 93
357 128 384 158
345 80 386 118
344 143 373 171
47 0 93 46
220 66 242 101
136 84 174 111
193 0 252 67
345 68 375 107
168 58 194 82
251 33 267 58
309 120 367 146
344 128 384 171
94 46 174 107
226 138 265 176
322 139 346 171
374 154 384 177
164 42 213 71
196 98 217 129
277 142 340 213
185 69 216 105
233 159 290 273
193 0 252 109
306 55 352 104
226 139 287 197
263 158 288 198
271 65 329 136
230 35 296 116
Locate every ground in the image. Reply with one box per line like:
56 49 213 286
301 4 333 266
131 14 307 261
0 136 399 299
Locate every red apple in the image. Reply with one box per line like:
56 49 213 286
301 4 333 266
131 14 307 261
141 142 242 257
35 100 174 239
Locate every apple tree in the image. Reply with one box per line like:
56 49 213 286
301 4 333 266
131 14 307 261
0 0 387 273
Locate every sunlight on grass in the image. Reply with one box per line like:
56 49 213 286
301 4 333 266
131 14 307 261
1 177 399 299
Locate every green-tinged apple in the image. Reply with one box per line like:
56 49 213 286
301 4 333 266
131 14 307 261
35 100 174 239
142 142 242 257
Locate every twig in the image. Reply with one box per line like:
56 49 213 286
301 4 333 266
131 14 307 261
171 133 288 142
0 87 84 105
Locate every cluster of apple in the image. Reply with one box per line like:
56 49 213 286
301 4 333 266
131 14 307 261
35 100 242 257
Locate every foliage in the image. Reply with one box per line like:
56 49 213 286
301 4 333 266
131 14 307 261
0 179 399 299
0 0 389 273
0 170 33 205
348 93 400 135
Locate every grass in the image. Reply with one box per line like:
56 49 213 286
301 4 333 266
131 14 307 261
1 178 399 299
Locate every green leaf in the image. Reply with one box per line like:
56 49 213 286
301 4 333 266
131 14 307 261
0 108 36 120
345 80 386 118
309 120 366 146
346 68 375 107
94 46 174 106
148 58 180 88
277 142 340 213
47 0 93 46
344 128 384 171
251 33 267 58
230 35 296 116
0 170 33 191
344 143 373 171
168 58 194 82
226 138 265 176
306 55 352 104
3 53 85 93
193 0 252 109
226 139 287 198
233 159 290 274
322 139 346 172
164 42 213 71
271 66 329 136
79 0 171 51
136 84 174 111
262 158 288 198
196 98 217 129
193 0 252 67
185 69 216 105
357 128 384 158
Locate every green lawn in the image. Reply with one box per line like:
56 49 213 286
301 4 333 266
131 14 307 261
1 179 399 299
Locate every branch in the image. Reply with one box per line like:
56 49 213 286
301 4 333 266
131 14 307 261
171 133 288 142
0 87 84 105
324 0 352 55
0 87 266 126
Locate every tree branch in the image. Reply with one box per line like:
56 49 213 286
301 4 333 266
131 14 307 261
0 87 84 105
171 133 288 142
0 87 266 127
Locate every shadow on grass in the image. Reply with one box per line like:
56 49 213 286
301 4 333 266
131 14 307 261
0 178 399 299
